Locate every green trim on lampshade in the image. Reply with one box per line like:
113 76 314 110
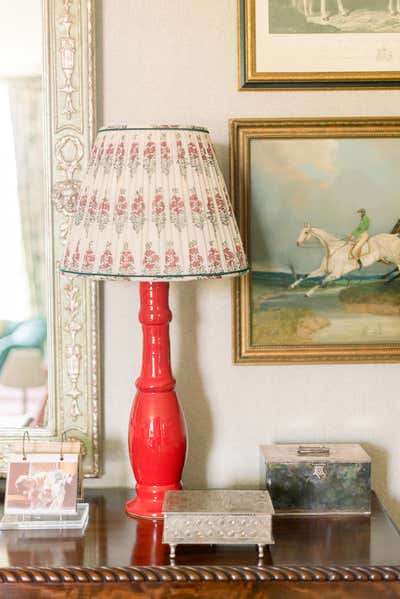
60 267 249 280
98 125 210 134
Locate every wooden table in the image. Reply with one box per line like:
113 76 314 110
0 488 400 598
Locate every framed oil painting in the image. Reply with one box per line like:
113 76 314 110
231 118 400 364
239 0 400 89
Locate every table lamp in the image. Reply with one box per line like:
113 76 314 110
61 125 248 519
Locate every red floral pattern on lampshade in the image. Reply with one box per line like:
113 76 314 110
223 243 236 271
206 195 217 228
152 191 166 234
115 140 125 178
84 192 98 231
169 193 186 231
164 243 181 276
143 141 156 177
119 242 135 275
143 242 160 275
99 243 113 273
206 143 215 167
130 190 146 232
176 137 187 177
98 196 111 231
189 191 205 229
188 142 200 171
83 243 96 272
235 238 247 269
72 242 81 270
104 143 114 174
215 191 231 226
129 142 140 176
207 243 222 273
198 141 208 165
75 192 88 226
189 241 204 274
160 138 172 175
113 190 128 234
61 125 248 281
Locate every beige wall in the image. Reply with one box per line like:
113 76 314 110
0 1 42 77
94 0 400 522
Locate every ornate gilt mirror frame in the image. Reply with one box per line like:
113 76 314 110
0 0 101 476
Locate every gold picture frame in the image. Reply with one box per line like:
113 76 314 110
231 117 400 364
239 0 400 90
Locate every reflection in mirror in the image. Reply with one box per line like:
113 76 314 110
0 1 47 430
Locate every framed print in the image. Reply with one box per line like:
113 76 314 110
239 0 400 89
231 117 400 364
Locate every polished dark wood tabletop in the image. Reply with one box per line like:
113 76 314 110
0 487 397 568
1 487 400 598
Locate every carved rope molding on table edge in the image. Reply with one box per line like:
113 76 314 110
0 565 400 584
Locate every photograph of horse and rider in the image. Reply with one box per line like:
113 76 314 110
250 136 400 347
269 0 400 33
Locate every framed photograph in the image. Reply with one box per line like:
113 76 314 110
5 453 79 515
239 0 400 89
231 117 400 364
5 440 82 515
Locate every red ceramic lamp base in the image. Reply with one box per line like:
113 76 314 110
126 483 182 520
126 282 187 520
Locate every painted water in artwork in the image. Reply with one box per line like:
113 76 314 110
269 0 400 33
250 138 400 346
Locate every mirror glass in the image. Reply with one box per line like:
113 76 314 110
0 1 48 430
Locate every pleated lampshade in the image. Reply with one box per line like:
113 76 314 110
61 125 248 281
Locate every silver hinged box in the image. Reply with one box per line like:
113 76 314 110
260 443 371 515
163 490 274 560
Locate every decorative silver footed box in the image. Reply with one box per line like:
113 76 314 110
261 444 371 515
162 490 274 560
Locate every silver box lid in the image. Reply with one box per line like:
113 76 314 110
163 490 274 516
260 443 371 464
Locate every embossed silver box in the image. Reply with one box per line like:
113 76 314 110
261 444 371 515
163 490 274 559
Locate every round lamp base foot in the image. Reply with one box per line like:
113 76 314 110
125 496 164 520
126 482 182 520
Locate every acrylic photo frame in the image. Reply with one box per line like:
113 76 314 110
5 440 83 516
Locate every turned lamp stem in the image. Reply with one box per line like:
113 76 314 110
126 282 187 519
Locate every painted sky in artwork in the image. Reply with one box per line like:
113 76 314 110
250 138 400 273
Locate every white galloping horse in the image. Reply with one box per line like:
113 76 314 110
292 0 400 19
290 224 400 297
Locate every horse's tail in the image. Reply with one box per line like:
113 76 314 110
390 219 400 235
288 263 297 282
